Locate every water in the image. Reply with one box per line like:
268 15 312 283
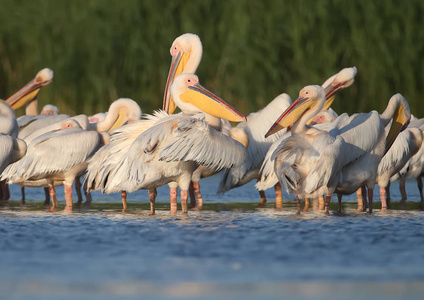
1 175 424 299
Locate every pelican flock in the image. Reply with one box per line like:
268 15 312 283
1 32 424 215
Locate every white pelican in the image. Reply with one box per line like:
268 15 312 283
252 67 357 209
105 73 247 215
2 119 105 211
2 98 141 210
264 85 406 215
0 101 26 199
332 93 411 213
390 121 424 209
85 33 203 211
376 125 422 211
6 68 53 116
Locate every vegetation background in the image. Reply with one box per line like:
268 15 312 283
0 0 423 118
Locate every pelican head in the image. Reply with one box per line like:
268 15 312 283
163 33 203 114
322 66 357 110
60 119 82 130
6 68 54 109
171 73 246 122
107 98 142 132
40 104 60 115
265 85 325 137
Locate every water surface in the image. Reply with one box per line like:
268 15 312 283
1 176 424 299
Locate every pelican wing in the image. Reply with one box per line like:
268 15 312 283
0 135 14 173
85 117 161 193
4 128 100 183
159 114 247 170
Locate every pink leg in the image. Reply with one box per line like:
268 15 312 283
170 188 178 215
399 179 406 209
324 193 332 215
64 184 73 212
318 195 325 210
379 187 387 212
312 197 319 211
148 188 157 215
189 182 196 208
181 190 188 215
192 181 203 210
275 183 283 210
417 176 424 210
303 198 310 212
368 187 374 214
121 190 127 212
356 188 363 212
258 190 267 208
49 184 58 211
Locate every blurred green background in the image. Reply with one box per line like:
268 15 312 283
1 0 423 117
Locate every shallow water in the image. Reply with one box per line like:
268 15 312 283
1 175 424 299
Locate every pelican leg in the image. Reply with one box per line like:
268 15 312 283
148 188 157 215
379 187 387 212
64 184 73 212
189 182 196 208
368 187 374 214
48 184 58 211
44 187 50 206
181 190 188 215
275 183 283 210
192 181 203 210
324 193 331 215
303 198 310 212
0 181 10 201
337 194 342 213
356 188 363 212
170 188 178 215
259 191 267 208
399 179 406 209
75 177 83 206
417 176 424 210
121 190 128 212
296 196 301 214
318 195 325 210
362 186 368 212
312 197 319 211
20 185 25 203
386 182 391 208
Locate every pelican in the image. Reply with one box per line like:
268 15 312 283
2 98 141 210
6 68 53 115
217 93 292 208
104 73 247 215
85 33 204 211
376 125 423 210
0 101 26 199
252 67 357 208
390 122 424 209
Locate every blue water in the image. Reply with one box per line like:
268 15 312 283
1 175 424 299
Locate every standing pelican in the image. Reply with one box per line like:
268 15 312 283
376 125 422 211
105 73 247 215
252 67 357 209
85 33 204 211
333 93 411 213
